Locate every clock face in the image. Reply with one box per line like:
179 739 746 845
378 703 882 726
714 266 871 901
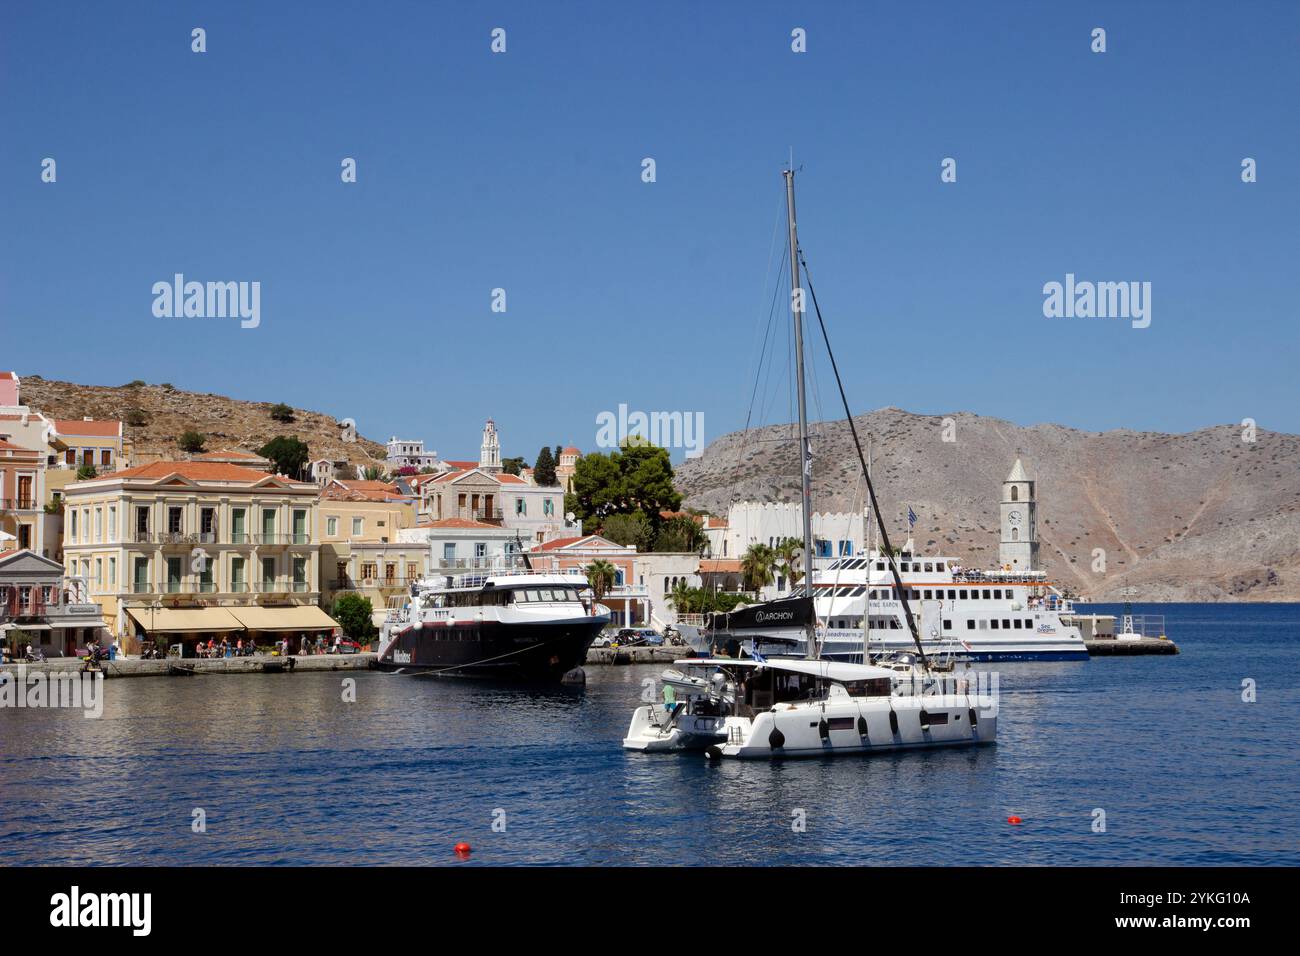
1008 510 1022 525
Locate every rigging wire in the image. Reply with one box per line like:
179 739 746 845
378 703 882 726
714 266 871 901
800 250 931 671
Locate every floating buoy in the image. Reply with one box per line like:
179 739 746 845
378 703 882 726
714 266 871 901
1007 816 1022 825
968 707 978 727
768 727 786 750
454 841 472 856
705 745 723 760
888 710 899 736
856 715 868 738
817 718 830 741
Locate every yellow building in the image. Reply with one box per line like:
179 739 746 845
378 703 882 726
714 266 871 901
60 460 334 653
317 480 426 624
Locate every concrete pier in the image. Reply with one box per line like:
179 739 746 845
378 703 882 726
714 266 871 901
1085 638 1179 656
0 652 377 679
584 646 685 665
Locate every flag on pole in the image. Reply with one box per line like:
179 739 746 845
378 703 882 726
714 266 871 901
907 506 917 529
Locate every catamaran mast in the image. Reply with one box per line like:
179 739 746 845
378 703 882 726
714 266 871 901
784 168 818 660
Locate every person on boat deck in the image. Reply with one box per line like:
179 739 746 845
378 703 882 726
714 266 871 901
662 683 676 709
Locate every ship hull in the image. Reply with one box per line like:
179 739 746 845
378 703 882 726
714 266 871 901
377 616 606 680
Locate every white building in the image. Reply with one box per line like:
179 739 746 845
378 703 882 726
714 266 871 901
703 501 866 569
398 518 521 571
385 437 442 473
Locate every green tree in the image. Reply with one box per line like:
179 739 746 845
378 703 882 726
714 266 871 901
599 513 654 550
177 431 206 454
774 537 805 587
258 436 310 479
566 441 681 529
124 407 148 427
362 464 385 481
654 514 708 553
501 456 526 476
533 446 557 486
269 402 296 423
585 559 618 604
741 542 777 592
75 463 98 481
332 592 378 641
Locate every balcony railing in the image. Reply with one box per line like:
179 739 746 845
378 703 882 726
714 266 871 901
253 533 310 545
127 531 309 546
0 497 37 510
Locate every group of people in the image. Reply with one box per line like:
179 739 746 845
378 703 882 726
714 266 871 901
194 637 259 659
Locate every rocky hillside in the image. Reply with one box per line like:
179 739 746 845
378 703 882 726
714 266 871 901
19 376 388 473
675 408 1300 602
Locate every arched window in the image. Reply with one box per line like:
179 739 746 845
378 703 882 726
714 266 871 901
1012 528 1019 541
1011 486 1019 502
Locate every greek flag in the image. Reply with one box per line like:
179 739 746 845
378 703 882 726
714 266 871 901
907 506 917 528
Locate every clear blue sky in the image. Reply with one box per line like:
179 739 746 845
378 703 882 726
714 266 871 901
3 1 1297 463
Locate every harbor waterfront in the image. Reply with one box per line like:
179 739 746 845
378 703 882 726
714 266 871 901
0 603 1295 866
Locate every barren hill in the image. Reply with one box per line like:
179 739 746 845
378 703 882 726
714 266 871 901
675 408 1300 602
19 376 388 473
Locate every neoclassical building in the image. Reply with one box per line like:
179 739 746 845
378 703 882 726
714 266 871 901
60 460 334 652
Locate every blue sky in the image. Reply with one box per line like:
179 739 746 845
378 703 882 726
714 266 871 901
3 1 1297 463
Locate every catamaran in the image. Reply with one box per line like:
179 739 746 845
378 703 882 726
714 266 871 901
623 167 1001 758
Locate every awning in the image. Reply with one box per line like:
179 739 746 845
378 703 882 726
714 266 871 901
126 607 244 634
227 606 338 632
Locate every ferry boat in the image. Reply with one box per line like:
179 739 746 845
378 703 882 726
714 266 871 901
376 568 609 680
623 655 997 758
680 551 1087 662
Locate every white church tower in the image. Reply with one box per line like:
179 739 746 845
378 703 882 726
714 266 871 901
479 418 502 473
999 458 1039 572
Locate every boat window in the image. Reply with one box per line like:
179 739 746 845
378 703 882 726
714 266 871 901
982 589 991 599
525 589 542 602
991 619 999 629
875 562 885 571
967 620 975 629
924 563 933 572
947 589 956 599
936 562 945 571
960 589 968 599
849 586 865 597
943 619 952 630
1003 619 1011 629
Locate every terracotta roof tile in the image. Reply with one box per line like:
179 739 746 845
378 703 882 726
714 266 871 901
85 461 279 482
53 419 122 437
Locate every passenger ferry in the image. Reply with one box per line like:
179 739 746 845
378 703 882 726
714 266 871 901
686 546 1089 662
376 568 609 680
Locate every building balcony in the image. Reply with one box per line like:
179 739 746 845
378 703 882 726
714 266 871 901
0 497 37 511
252 533 311 545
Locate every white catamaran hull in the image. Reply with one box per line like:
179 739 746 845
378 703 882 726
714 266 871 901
623 704 728 752
708 694 998 759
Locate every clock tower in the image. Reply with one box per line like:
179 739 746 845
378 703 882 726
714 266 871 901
999 458 1039 572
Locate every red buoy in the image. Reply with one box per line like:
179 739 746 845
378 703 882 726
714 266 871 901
1007 816 1022 825
454 841 472 856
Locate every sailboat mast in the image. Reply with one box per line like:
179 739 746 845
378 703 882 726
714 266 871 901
784 168 817 660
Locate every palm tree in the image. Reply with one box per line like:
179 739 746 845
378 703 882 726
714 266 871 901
774 537 804 588
741 543 776 592
585 560 617 605
668 579 697 615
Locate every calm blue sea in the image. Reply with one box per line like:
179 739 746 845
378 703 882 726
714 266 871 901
1 603 1296 866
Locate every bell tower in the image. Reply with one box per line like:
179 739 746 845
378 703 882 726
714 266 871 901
479 418 501 473
999 458 1039 572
